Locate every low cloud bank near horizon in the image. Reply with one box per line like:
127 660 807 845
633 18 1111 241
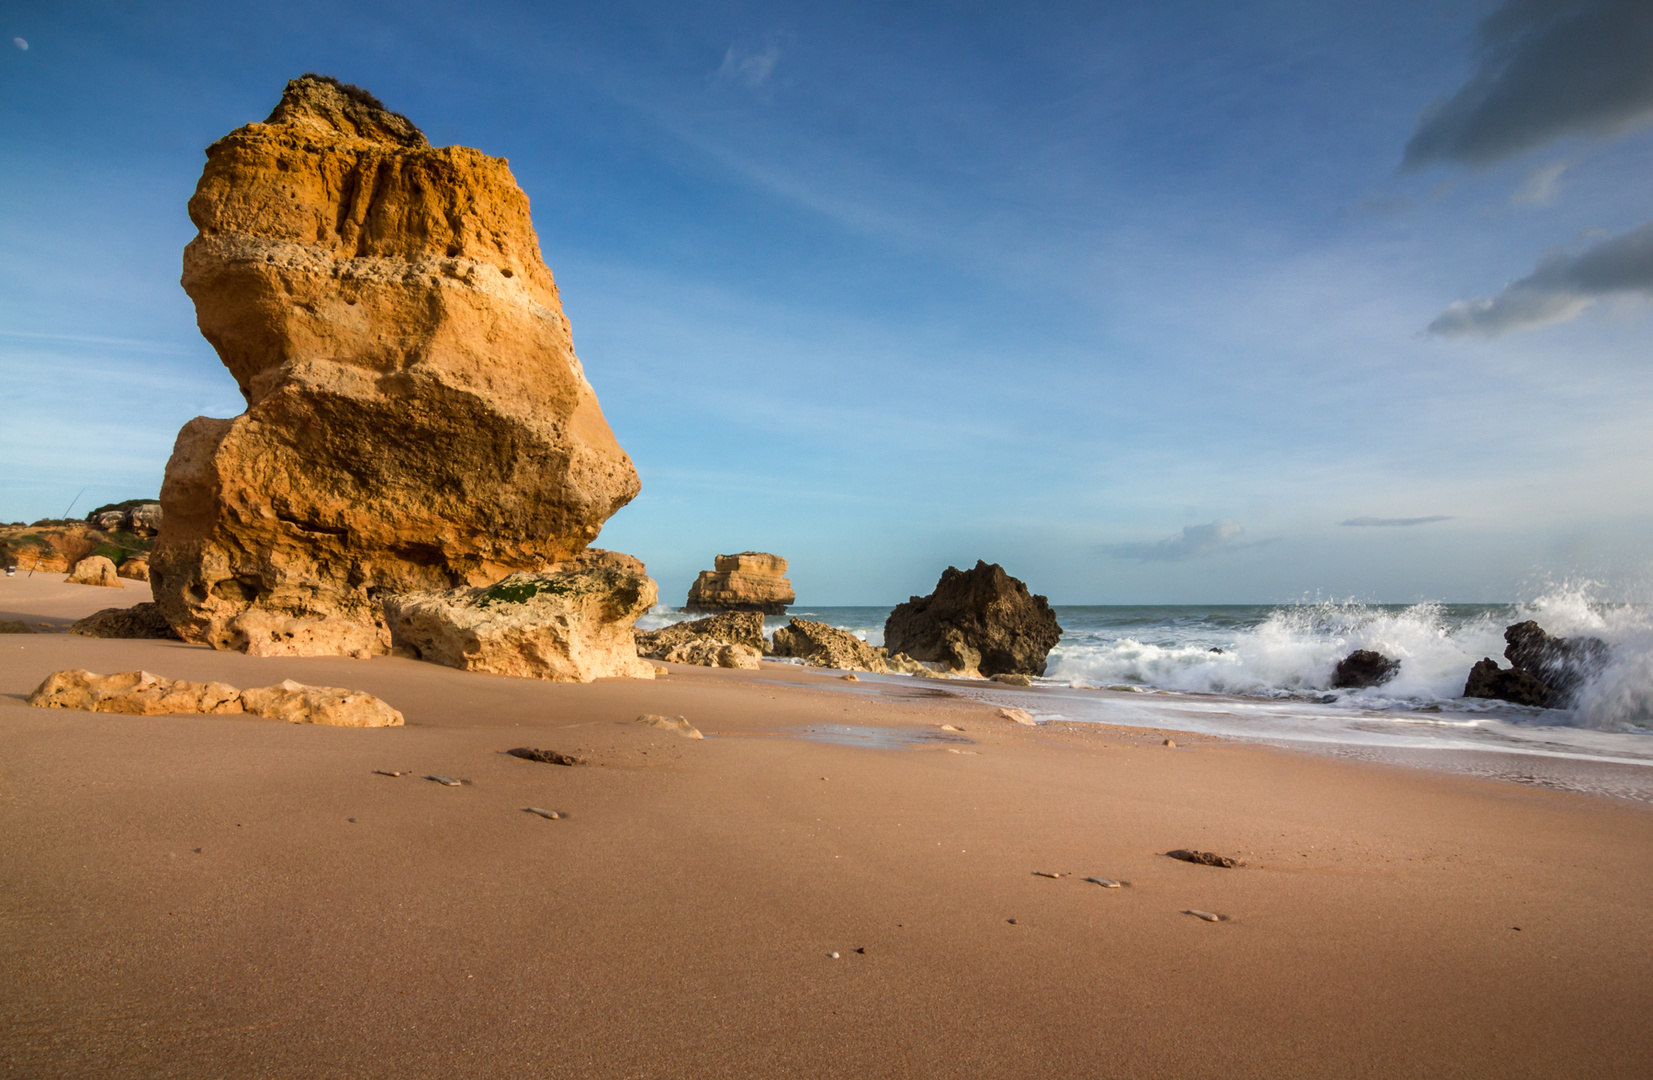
1102 519 1278 563
1427 220 1653 336
1403 0 1653 170
1339 515 1453 527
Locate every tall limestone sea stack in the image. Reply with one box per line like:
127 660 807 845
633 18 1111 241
151 75 649 671
684 552 795 615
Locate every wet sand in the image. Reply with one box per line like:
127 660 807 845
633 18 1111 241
3 576 1652 1078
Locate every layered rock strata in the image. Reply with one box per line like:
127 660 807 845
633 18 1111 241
28 669 403 727
152 75 640 657
884 561 1062 677
684 552 795 614
383 563 657 682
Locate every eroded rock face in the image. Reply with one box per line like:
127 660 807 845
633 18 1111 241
684 552 795 614
117 554 151 581
66 556 123 588
884 561 1062 677
152 75 640 656
383 565 657 682
27 669 403 726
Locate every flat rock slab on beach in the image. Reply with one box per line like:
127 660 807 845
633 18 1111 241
506 747 585 766
1166 849 1240 868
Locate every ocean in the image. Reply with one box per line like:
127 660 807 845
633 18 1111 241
638 588 1653 779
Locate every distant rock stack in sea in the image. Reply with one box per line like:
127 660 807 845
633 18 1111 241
684 552 795 614
149 74 653 678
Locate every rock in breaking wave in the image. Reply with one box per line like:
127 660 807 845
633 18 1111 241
152 74 641 657
383 562 657 682
1463 621 1611 709
884 561 1062 677
684 552 795 614
1331 649 1400 689
27 669 403 727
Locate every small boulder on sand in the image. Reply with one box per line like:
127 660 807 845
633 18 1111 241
998 708 1036 726
66 556 122 588
636 714 703 739
70 603 179 640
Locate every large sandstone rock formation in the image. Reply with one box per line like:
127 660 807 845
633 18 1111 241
28 669 403 727
684 552 795 614
383 560 657 682
151 75 641 658
884 561 1062 677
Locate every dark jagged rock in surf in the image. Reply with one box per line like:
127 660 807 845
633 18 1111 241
1464 658 1552 708
1503 621 1609 707
1331 649 1400 689
883 561 1062 677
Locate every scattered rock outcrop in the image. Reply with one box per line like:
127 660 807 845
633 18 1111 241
1331 649 1400 689
383 564 656 682
87 502 162 537
66 556 123 588
884 561 1062 676
1463 621 1612 708
70 603 180 640
151 74 641 657
0 519 153 575
635 611 766 665
27 669 403 726
770 618 884 671
684 552 795 614
117 554 151 581
1 620 32 634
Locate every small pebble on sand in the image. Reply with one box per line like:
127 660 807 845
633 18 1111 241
1184 909 1225 922
838 673 859 682
1032 871 1062 879
828 951 840 959
524 807 562 820
1006 918 1018 925
426 775 462 787
939 724 962 731
372 770 403 777
1084 877 1124 888
1164 738 1177 747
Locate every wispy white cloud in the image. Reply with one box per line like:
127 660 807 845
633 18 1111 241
1428 219 1653 336
1509 160 1567 206
715 42 779 91
1339 515 1453 527
1101 519 1278 562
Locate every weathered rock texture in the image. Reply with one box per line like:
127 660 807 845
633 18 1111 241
152 74 640 656
71 603 180 640
28 669 403 726
118 554 151 581
383 564 656 682
684 552 795 614
1463 621 1611 709
66 556 123 588
1331 650 1400 690
884 561 1062 677
770 618 885 671
635 611 766 668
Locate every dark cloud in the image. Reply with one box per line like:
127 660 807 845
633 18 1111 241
1102 520 1278 562
1339 515 1454 527
1404 0 1653 169
1428 219 1653 336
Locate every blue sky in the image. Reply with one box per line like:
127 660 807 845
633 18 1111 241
2 0 1651 604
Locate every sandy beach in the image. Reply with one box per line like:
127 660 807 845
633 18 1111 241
3 576 1652 1079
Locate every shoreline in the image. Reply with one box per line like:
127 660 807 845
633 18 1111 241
5 578 1653 1077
